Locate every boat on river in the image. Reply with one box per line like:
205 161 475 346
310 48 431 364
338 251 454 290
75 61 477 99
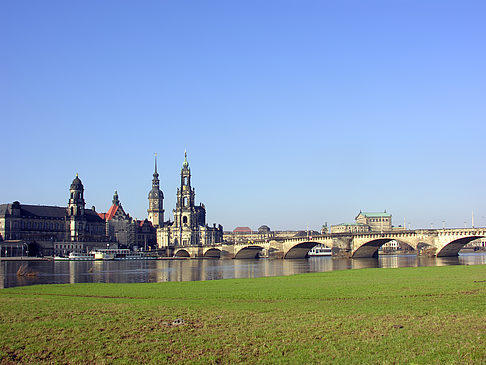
307 245 332 257
54 252 95 261
92 248 157 261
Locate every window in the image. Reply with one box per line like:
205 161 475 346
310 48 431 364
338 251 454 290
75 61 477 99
183 216 188 224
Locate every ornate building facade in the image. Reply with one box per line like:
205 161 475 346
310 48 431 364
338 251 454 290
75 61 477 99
355 211 392 232
0 175 109 256
156 152 223 247
330 211 393 234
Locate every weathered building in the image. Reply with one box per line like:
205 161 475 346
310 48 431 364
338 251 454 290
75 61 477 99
0 175 109 256
99 191 134 247
133 219 157 250
98 190 157 250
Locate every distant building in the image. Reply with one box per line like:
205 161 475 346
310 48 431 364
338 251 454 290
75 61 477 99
330 211 393 234
157 152 223 247
98 190 156 250
355 211 392 232
0 175 109 256
99 190 133 246
330 223 370 234
133 219 157 250
258 225 270 234
233 227 253 234
321 223 329 234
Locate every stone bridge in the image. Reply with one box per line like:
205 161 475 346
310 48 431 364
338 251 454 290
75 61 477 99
170 228 486 259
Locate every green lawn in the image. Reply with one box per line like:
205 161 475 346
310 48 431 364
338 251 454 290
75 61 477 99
1 265 485 364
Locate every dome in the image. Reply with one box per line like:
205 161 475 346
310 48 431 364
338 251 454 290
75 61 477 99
258 225 271 233
70 174 84 190
148 188 163 200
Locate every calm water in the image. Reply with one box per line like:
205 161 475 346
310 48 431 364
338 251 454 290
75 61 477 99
2 253 486 289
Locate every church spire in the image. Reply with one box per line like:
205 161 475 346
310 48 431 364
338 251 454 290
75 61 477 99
148 153 164 227
152 153 160 188
153 152 159 179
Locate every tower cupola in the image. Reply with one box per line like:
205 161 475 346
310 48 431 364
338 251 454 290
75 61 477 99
112 190 120 206
68 173 85 216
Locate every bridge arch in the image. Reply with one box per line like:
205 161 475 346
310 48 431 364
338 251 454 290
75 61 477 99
234 246 263 259
352 238 416 258
284 241 321 259
203 248 221 258
174 249 190 258
437 236 484 257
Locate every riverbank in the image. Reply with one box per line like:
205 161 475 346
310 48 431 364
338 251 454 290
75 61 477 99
1 265 485 363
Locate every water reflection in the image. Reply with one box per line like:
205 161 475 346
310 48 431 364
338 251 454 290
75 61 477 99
1 253 486 289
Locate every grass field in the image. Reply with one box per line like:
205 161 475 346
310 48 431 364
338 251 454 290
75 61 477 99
1 265 485 364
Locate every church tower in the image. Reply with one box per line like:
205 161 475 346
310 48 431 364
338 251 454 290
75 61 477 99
148 153 164 227
68 174 86 241
174 151 196 231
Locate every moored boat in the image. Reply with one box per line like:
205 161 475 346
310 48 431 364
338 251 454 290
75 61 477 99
308 245 332 257
92 248 157 260
54 252 95 261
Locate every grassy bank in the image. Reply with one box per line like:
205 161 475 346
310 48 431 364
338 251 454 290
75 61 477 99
1 265 485 364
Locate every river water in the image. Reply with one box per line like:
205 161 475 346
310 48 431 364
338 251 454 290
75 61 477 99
1 253 486 289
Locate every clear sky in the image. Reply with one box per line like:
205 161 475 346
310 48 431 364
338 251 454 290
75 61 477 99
1 1 485 231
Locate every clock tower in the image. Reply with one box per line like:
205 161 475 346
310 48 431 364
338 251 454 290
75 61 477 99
147 153 164 227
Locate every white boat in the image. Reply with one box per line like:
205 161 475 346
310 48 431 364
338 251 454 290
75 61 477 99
54 252 95 261
92 248 157 261
308 245 332 257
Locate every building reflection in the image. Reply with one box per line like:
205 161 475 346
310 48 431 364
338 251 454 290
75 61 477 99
2 253 486 288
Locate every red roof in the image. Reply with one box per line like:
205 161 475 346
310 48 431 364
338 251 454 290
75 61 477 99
98 205 119 221
233 226 252 233
134 219 154 228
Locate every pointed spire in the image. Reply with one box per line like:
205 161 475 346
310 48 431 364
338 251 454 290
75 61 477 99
153 152 159 179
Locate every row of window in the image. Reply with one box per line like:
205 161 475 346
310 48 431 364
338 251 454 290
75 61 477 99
55 244 82 250
369 218 389 222
17 221 64 231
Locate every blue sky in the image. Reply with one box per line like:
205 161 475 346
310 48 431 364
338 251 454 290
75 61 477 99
1 1 485 231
